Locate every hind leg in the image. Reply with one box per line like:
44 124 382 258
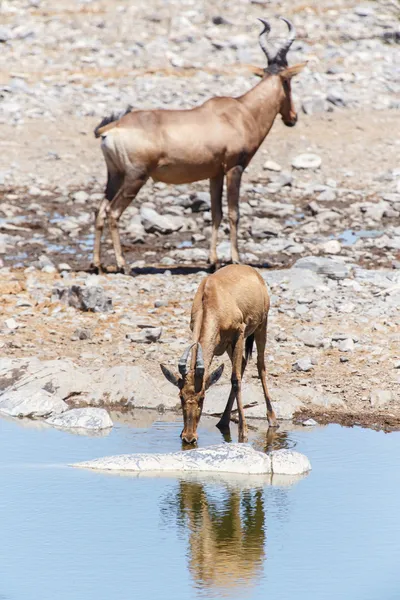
255 321 277 427
92 197 109 271
92 171 124 272
108 171 148 272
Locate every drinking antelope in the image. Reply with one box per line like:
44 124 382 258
160 264 277 444
93 17 306 272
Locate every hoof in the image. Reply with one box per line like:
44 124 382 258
216 420 230 433
90 263 103 274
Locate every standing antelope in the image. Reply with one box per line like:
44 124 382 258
93 17 306 272
160 264 276 444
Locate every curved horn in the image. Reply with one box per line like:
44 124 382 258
258 18 274 64
195 343 205 378
178 343 195 377
275 17 296 64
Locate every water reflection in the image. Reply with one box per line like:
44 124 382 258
165 481 268 595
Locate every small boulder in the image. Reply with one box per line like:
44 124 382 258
292 357 314 372
263 160 282 172
52 285 113 313
140 207 184 234
338 338 354 352
46 408 113 430
369 390 393 407
0 389 68 418
292 153 322 170
321 240 342 255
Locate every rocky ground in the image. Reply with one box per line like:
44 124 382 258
0 0 399 433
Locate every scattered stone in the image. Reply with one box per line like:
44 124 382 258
321 240 342 255
52 285 113 313
292 357 314 372
141 207 184 234
338 338 355 352
46 408 113 430
302 418 317 426
5 318 18 330
369 389 393 407
72 191 89 203
294 327 324 348
293 256 350 280
188 191 211 212
292 153 322 170
317 189 336 202
263 160 281 172
154 299 169 308
58 263 71 272
127 327 162 343
0 389 68 418
71 328 92 341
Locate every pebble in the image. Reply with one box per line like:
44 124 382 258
71 328 92 341
127 327 162 343
338 338 355 352
72 191 89 204
292 154 322 170
263 160 282 172
369 389 393 407
321 240 342 255
302 418 317 426
5 318 18 330
292 357 314 372
317 190 336 202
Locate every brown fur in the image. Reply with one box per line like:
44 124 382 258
160 264 277 443
92 25 306 271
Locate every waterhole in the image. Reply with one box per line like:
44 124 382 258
0 414 398 600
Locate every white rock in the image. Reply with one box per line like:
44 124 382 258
322 240 342 255
140 206 184 235
263 160 282 172
293 357 314 372
5 318 18 330
73 443 311 476
42 264 57 274
72 191 89 203
58 262 71 272
292 153 322 170
0 359 176 409
369 389 393 407
0 389 68 417
46 408 113 430
338 338 354 352
302 418 318 426
270 449 312 475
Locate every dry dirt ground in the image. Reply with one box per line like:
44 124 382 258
1 0 399 432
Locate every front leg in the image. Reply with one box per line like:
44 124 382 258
226 165 244 264
233 327 248 443
209 172 224 269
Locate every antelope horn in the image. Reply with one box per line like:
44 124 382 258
275 17 296 64
178 343 195 377
258 18 274 64
195 343 205 379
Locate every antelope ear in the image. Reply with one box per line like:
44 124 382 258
250 66 265 78
205 364 224 390
280 62 308 80
160 364 181 387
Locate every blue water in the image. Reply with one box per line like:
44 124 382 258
0 416 399 600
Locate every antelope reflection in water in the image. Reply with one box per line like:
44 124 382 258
165 481 266 594
162 430 294 594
